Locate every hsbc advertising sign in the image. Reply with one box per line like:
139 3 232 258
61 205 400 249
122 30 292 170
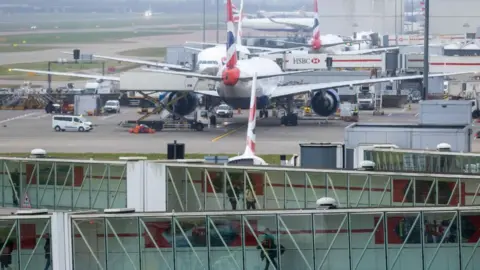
284 54 328 70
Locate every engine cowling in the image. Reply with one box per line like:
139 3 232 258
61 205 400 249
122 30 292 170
165 92 198 116
310 89 340 117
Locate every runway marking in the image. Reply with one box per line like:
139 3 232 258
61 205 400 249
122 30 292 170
101 114 118 120
33 114 50 119
414 113 419 117
211 124 246 142
0 113 40 124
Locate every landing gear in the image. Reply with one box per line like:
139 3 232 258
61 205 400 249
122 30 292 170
278 96 298 126
281 113 298 126
259 109 269 118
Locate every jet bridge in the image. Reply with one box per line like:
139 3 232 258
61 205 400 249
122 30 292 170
404 54 480 73
262 53 394 71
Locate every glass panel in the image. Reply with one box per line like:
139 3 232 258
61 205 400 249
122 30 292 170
105 217 140 269
350 212 386 270
459 210 480 270
173 216 208 269
184 166 205 211
2 160 21 208
385 211 422 270
284 170 304 209
244 214 278 269
108 164 127 209
224 168 244 211
277 214 313 269
139 216 174 270
72 217 105 270
166 166 186 212
208 215 244 269
19 218 51 270
264 170 283 210
315 212 349 270
325 172 345 208
347 173 370 208
422 211 459 270
305 172 325 209
244 168 265 210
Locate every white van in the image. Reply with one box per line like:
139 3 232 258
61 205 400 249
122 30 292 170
103 100 120 113
52 115 93 132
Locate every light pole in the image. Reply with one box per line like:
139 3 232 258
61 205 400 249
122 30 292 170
216 0 219 43
422 0 429 100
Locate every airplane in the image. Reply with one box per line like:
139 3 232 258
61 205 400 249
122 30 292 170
59 4 303 78
256 6 315 18
266 0 399 55
11 0 479 127
227 73 267 165
144 7 152 18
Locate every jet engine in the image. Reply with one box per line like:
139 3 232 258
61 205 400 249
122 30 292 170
310 89 340 117
165 92 198 116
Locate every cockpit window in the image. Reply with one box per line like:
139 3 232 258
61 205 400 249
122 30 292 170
197 60 220 65
227 158 255 165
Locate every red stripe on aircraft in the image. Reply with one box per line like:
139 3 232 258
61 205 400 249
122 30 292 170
333 59 382 62
408 60 480 65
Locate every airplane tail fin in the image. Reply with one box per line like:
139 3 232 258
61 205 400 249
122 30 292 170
226 0 237 69
244 72 257 156
235 0 244 46
311 0 321 48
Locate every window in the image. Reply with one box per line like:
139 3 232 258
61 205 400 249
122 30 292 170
105 101 117 106
73 118 80 123
358 92 373 99
55 117 72 122
26 164 84 187
218 105 230 110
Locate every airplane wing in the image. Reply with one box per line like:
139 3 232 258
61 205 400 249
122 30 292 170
11 68 220 97
142 68 314 81
270 71 479 99
10 68 120 81
267 17 311 31
339 47 400 55
184 41 306 55
61 52 192 71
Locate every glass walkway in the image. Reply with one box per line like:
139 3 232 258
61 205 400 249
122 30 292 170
70 206 480 270
1 157 480 212
3 206 480 270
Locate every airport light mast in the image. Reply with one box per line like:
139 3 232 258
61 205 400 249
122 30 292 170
422 0 429 100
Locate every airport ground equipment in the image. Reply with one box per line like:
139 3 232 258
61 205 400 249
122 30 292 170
74 95 101 116
129 124 156 134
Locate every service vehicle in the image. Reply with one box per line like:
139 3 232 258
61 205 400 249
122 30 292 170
104 100 121 113
52 115 93 132
216 104 234 118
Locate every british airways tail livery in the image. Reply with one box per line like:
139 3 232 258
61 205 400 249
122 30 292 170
227 72 267 165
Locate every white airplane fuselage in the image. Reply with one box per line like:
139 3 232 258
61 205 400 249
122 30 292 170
216 57 283 109
242 17 312 32
195 44 250 72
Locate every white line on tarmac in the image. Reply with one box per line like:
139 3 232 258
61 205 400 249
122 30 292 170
32 114 50 119
0 112 40 124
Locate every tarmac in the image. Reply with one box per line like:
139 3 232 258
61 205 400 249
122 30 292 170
1 104 473 155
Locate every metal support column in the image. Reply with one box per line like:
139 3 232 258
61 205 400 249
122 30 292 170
422 0 430 100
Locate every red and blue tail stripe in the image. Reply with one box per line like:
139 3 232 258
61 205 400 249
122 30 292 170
226 0 237 69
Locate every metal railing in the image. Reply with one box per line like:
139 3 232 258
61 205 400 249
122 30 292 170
365 148 480 174
0 158 127 210
165 163 480 212
70 206 480 270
